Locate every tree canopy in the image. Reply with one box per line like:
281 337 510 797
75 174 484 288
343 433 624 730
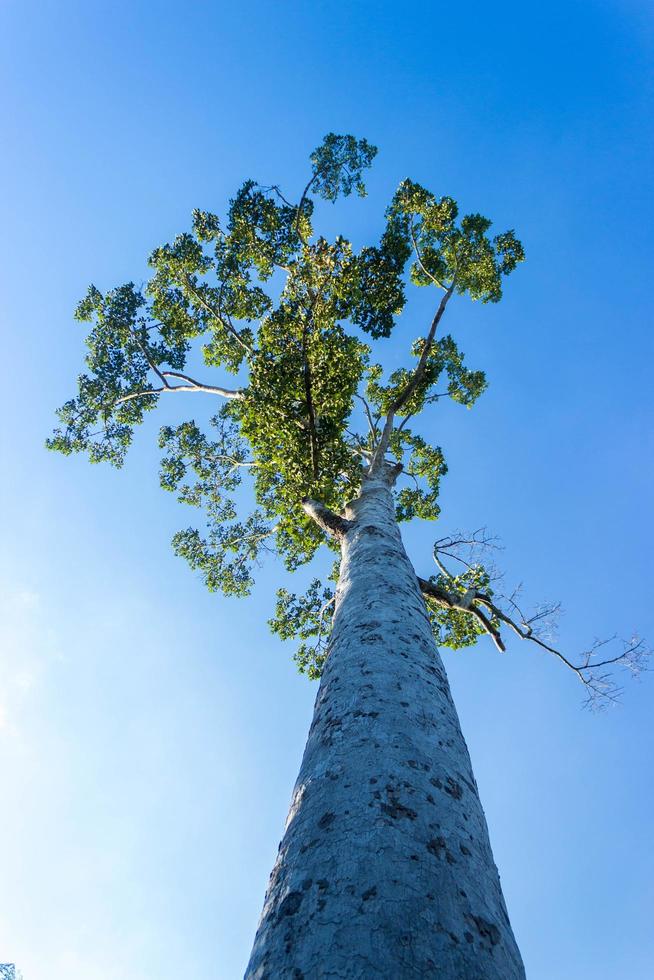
49 134 647 705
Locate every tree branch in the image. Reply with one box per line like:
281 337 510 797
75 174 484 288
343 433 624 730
160 370 244 397
114 375 244 406
409 216 449 291
370 284 454 473
419 536 651 709
301 313 321 480
128 325 172 389
354 392 379 442
301 498 353 539
183 276 254 354
295 175 317 243
417 577 506 652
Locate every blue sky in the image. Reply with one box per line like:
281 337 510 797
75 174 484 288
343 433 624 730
0 1 653 977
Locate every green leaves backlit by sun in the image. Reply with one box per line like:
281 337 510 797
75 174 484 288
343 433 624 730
48 133 528 676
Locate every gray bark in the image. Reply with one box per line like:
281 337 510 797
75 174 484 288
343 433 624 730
246 470 525 979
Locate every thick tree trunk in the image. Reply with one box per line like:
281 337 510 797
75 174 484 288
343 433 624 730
245 470 525 979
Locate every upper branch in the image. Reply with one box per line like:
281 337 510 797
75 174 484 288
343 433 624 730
115 373 244 406
295 175 317 244
183 276 254 355
409 216 449 291
301 310 321 480
354 393 380 442
370 283 454 472
128 324 171 388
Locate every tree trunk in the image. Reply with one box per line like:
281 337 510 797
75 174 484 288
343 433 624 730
245 470 525 979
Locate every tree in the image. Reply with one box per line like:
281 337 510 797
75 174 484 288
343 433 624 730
48 134 648 978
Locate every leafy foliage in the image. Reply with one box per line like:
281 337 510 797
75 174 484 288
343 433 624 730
391 179 524 301
391 430 447 523
423 564 497 649
47 282 187 465
49 133 524 675
269 574 337 679
158 409 273 596
367 333 486 421
309 134 378 202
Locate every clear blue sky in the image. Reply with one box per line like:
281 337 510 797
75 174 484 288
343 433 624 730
1 1 653 977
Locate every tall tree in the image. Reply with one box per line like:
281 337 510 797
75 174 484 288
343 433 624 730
49 135 648 978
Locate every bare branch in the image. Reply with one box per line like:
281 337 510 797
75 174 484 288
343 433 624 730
417 576 506 653
434 528 501 558
114 375 244 407
430 531 502 581
421 533 651 708
160 371 244 398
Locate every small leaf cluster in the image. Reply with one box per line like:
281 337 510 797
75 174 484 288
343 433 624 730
309 133 378 201
47 282 186 465
159 409 271 596
171 511 271 598
367 333 486 420
389 429 447 522
391 179 524 302
424 564 497 649
269 564 339 678
347 207 413 338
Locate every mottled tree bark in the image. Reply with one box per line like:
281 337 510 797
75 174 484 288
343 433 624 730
246 469 525 979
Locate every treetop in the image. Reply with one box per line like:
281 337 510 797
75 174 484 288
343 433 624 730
49 133 522 570
48 133 538 679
